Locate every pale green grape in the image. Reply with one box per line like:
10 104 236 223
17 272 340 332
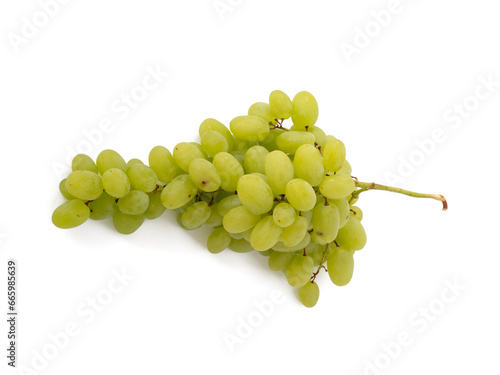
308 244 329 266
335 216 367 251
248 102 275 124
207 227 231 254
212 152 244 192
293 144 324 186
200 130 229 157
281 215 308 247
96 149 127 175
229 231 244 240
88 192 117 220
329 197 350 228
350 205 363 221
217 194 241 216
276 131 315 154
72 154 98 173
52 199 90 229
285 179 317 212
65 170 103 201
319 174 356 200
309 126 327 148
268 251 294 271
269 90 292 120
126 164 158 193
228 238 254 253
244 145 269 174
236 174 274 215
199 118 234 150
102 168 130 198
173 142 205 172
144 189 166 220
59 179 74 200
230 150 246 167
291 91 319 129
160 174 198 210
299 282 320 308
181 201 211 229
113 211 145 234
222 205 261 233
285 255 314 287
241 227 253 242
342 160 353 174
272 232 310 252
204 203 223 228
259 128 285 152
327 247 354 286
323 139 346 172
264 150 294 196
149 146 178 184
250 215 283 251
118 190 149 215
126 158 144 170
229 115 270 142
311 203 340 245
189 158 221 192
273 202 296 228
190 142 208 159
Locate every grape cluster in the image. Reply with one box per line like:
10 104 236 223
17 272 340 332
52 90 423 308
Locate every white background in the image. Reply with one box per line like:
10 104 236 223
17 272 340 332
1 0 499 374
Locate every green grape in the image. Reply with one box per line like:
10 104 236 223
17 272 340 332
102 168 130 198
250 215 283 251
160 174 198 210
264 150 294 196
299 282 320 308
291 91 319 129
149 146 178 184
217 194 241 216
285 255 314 288
276 131 315 154
236 174 274 215
207 227 231 254
268 251 294 271
188 158 221 192
72 154 98 173
281 215 308 247
259 128 285 152
319 174 356 200
323 139 346 172
173 142 205 172
88 192 117 220
204 203 223 228
200 130 229 157
65 170 103 201
285 179 317 212
244 145 269 174
308 244 329 266
269 90 293 120
327 247 354 286
96 149 127 175
350 205 363 221
190 142 208 159
241 227 254 242
309 126 327 148
329 197 350 228
126 158 144 170
126 164 158 193
293 144 324 186
230 150 246 167
229 115 270 142
222 206 261 233
335 216 367 251
118 190 149 215
181 201 211 229
52 199 90 229
311 203 340 245
113 211 145 234
229 231 244 240
342 160 353 174
144 189 166 220
199 118 234 150
228 238 254 253
272 232 311 252
248 102 275 124
272 202 296 228
59 179 74 200
212 152 244 192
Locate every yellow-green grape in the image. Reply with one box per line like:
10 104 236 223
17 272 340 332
181 201 211 230
173 142 205 172
248 102 275 124
189 142 208 159
126 158 144 170
199 118 234 150
285 255 314 288
88 192 117 220
102 168 130 198
335 216 367 251
323 139 346 172
327 247 354 286
311 203 340 245
281 215 308 247
144 189 166 220
207 227 231 254
222 206 261 233
326 135 337 143
230 150 246 168
96 149 127 175
229 115 270 142
212 152 244 192
217 194 241 216
250 215 283 251
293 144 324 186
272 232 311 252
244 145 269 174
65 170 103 201
112 211 145 234
308 244 329 266
241 227 253 242
52 199 90 229
291 91 319 129
228 238 254 253
276 131 315 154
72 154 98 173
59 179 74 200
200 130 229 157
236 174 274 215
330 197 350 228
204 203 223 228
350 205 363 221
118 190 149 215
188 158 221 192
229 231 244 240
126 164 158 193
342 160 353 174
269 90 293 120
285 179 317 212
160 174 198 210
264 150 294 196
259 128 285 152
309 126 327 148
273 202 296 228
268 251 294 271
148 146 178 184
299 282 320 308
319 174 356 200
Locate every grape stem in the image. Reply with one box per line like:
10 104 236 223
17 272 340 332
352 181 448 211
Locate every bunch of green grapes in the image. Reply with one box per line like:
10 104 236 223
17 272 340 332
53 90 447 308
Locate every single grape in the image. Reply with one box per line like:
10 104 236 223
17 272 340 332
161 174 197 210
200 130 229 157
350 205 363 221
269 90 292 120
113 211 145 234
268 251 294 271
327 247 354 286
264 150 294 196
217 194 241 216
188 158 221 193
144 189 166 220
204 203 223 228
285 179 317 212
149 146 179 184
281 215 308 247
299 282 320 308
309 126 327 148
65 170 103 201
228 238 254 253
222 205 261 233
285 255 314 288
96 149 127 175
236 174 274 215
335 216 367 251
329 197 350 228
199 118 234 150
52 199 90 229
181 201 211 230
273 202 296 228
126 158 144 170
72 154 98 173
173 142 205 172
323 139 346 172
212 152 244 192
126 164 158 193
88 192 117 220
276 131 315 154
311 202 340 245
248 102 275 124
102 168 130 198
250 215 283 251
207 227 231 254
118 190 149 215
59 179 74 200
291 91 319 129
229 115 270 142
293 144 324 186
272 232 311 252
319 174 356 200
244 145 269 174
